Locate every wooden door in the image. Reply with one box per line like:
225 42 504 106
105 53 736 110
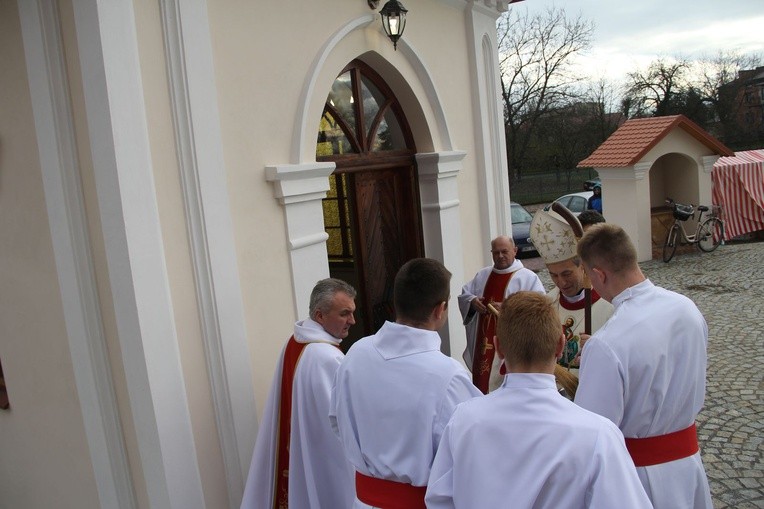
317 60 422 347
350 165 422 333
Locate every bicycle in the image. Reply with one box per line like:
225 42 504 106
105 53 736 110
662 198 725 263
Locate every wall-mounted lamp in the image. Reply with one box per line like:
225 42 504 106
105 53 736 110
368 0 408 51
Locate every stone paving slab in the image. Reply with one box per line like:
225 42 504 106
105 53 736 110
533 241 764 508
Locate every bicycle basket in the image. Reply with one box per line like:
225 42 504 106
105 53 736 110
673 205 694 221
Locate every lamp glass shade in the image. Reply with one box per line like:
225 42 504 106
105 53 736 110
379 0 407 48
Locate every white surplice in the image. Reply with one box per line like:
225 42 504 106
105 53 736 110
575 279 713 509
241 319 354 509
458 260 544 389
426 374 653 509
329 321 481 508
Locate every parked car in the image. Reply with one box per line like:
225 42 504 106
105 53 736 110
583 177 601 191
510 202 537 257
543 191 593 216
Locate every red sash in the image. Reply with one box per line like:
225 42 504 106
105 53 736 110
355 472 427 509
472 271 513 393
625 423 699 467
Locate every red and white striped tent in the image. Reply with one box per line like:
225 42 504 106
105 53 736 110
712 149 764 240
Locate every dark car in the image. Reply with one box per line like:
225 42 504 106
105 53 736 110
510 202 537 257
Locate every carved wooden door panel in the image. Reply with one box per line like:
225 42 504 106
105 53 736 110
350 165 422 332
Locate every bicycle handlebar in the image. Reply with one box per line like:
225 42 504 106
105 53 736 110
666 197 695 210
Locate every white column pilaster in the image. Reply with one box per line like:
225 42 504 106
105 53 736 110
416 151 468 358
465 3 510 244
18 1 136 506
159 1 257 506
599 163 654 262
266 163 335 317
72 2 205 507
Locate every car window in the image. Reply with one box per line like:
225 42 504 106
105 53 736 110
511 204 533 224
569 196 587 213
556 196 572 208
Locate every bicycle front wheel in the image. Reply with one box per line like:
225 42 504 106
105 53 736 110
663 224 678 262
698 217 723 252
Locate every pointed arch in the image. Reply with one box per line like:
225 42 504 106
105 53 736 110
292 15 453 164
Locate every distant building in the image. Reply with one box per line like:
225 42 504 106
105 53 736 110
718 66 764 147
737 67 764 134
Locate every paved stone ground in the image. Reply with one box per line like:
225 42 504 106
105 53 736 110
532 240 764 508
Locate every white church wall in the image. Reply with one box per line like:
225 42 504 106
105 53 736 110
2 0 515 506
0 2 102 507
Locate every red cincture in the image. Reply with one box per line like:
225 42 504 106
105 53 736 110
355 472 427 509
625 424 699 467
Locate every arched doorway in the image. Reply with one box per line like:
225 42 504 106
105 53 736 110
317 60 423 349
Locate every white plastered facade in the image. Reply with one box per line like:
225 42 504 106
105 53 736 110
1 0 515 507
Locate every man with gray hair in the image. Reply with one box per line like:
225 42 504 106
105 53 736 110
242 278 357 509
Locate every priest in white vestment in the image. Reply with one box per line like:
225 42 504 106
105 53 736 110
426 291 651 508
241 279 357 509
331 258 481 509
458 235 544 392
575 224 713 509
529 209 613 375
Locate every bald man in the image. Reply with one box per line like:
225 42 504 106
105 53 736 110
458 235 544 393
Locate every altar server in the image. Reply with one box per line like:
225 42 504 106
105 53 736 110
426 291 651 508
331 258 481 508
575 223 713 508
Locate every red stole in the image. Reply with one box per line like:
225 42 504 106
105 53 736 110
273 336 306 508
472 271 513 394
558 288 602 310
273 336 340 508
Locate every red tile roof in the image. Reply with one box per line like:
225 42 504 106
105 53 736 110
577 115 733 168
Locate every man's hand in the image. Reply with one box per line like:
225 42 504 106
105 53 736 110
579 333 591 352
471 297 488 314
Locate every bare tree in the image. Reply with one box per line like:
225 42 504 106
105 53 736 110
695 51 763 124
622 52 763 147
583 78 625 141
498 6 593 181
623 58 690 117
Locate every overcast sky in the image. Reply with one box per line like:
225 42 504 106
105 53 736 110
516 0 764 86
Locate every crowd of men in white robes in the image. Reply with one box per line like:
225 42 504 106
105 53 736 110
241 212 713 509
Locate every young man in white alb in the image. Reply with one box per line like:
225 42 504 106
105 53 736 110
426 291 651 508
575 223 713 508
331 258 481 508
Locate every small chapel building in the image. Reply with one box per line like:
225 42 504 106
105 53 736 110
0 1 522 507
578 115 733 261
